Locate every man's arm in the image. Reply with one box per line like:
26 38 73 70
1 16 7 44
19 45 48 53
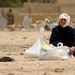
68 29 75 56
71 29 75 46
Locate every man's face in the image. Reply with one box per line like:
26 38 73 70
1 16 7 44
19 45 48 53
59 19 67 27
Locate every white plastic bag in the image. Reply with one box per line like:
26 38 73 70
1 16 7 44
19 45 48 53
24 27 47 58
39 43 70 60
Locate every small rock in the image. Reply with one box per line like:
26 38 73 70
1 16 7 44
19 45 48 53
55 68 64 72
0 56 15 62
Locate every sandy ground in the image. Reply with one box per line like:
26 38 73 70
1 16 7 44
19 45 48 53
0 28 75 75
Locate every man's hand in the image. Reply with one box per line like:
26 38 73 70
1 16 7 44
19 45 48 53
68 46 75 55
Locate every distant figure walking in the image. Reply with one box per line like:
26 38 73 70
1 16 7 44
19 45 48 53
6 9 14 25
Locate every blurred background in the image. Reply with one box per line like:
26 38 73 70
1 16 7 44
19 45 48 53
0 0 75 31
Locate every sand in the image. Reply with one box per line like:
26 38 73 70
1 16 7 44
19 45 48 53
0 29 75 75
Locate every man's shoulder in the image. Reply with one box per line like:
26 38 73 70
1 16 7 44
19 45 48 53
68 26 74 30
52 26 59 32
53 26 59 30
68 26 75 32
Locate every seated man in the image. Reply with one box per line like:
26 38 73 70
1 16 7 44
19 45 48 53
49 13 75 56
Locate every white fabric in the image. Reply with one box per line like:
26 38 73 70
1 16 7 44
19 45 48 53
0 14 7 28
58 13 70 27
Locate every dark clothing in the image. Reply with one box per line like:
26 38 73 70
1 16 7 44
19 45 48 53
6 12 14 25
49 25 75 47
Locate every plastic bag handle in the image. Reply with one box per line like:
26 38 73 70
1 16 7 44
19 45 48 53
40 27 45 35
57 43 63 47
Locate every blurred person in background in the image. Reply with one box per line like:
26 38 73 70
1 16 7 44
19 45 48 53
6 9 14 25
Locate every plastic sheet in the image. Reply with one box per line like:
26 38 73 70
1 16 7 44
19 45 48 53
24 27 47 58
39 43 70 60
